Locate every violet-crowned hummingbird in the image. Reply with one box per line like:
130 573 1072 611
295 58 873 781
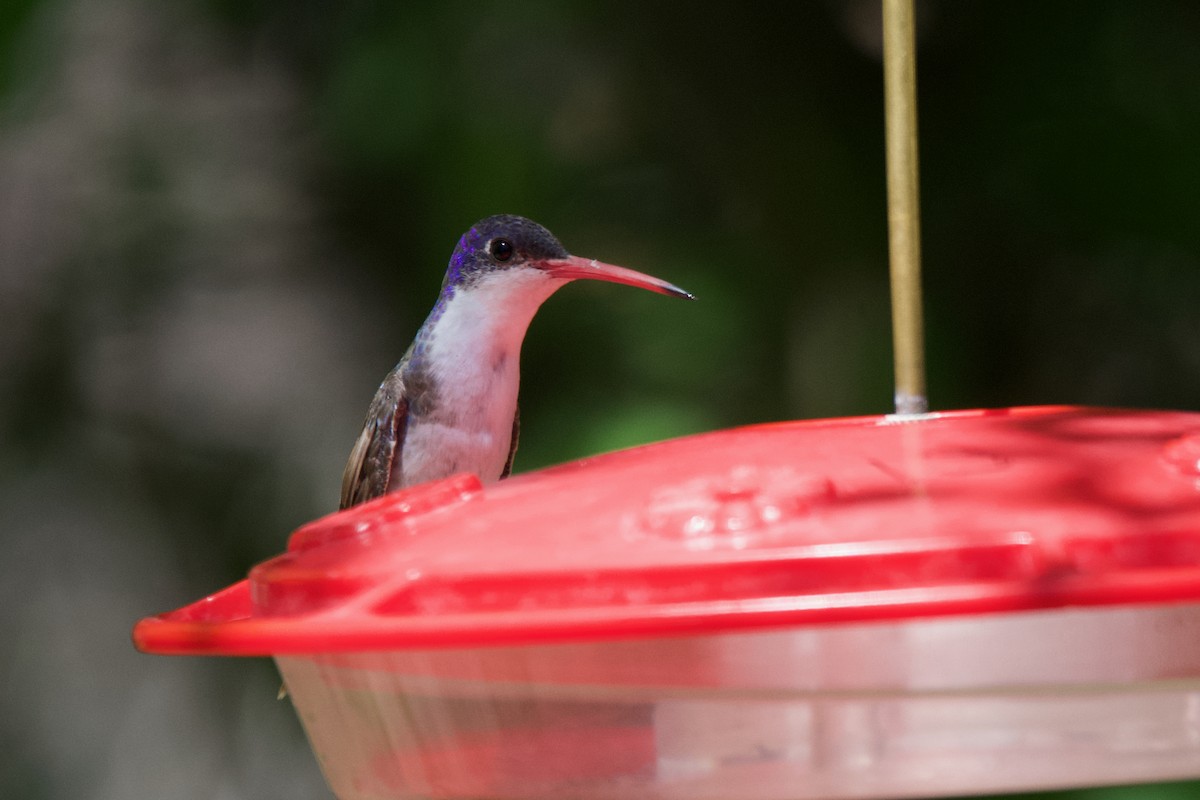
339 214 693 509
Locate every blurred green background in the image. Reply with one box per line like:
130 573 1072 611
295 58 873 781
3 1 1200 798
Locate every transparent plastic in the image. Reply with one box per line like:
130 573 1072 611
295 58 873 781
277 603 1200 799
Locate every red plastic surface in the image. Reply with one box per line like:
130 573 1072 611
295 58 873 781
134 407 1200 655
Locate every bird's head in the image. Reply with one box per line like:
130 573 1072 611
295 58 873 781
443 214 693 299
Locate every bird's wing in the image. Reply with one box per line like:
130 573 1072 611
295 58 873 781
340 369 408 510
500 405 519 479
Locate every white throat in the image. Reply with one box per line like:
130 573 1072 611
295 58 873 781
400 269 566 484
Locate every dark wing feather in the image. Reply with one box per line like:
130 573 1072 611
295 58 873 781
500 405 519 479
340 368 408 510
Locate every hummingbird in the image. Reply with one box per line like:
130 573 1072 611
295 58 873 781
339 214 693 510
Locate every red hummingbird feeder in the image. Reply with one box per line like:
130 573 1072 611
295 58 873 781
135 407 1200 799
133 2 1200 798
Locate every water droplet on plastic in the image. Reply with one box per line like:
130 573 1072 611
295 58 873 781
638 467 835 548
1162 433 1200 477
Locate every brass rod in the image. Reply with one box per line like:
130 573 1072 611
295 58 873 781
883 0 928 415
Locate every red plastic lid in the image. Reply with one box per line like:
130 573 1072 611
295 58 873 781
135 406 1200 656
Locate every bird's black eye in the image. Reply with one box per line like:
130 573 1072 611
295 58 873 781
490 238 514 262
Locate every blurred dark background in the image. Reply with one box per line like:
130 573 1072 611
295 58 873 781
3 1 1200 798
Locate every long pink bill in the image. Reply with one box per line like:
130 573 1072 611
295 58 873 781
540 255 694 300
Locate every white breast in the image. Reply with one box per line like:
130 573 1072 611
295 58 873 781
400 269 565 486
